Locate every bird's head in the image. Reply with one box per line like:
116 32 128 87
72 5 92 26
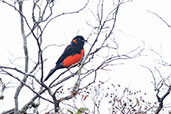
71 35 87 46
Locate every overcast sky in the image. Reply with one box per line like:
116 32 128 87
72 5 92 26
0 0 171 113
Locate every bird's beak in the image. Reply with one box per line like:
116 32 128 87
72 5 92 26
84 39 87 42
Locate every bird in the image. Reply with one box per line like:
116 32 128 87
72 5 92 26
44 35 86 81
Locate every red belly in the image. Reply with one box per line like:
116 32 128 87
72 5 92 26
62 49 84 67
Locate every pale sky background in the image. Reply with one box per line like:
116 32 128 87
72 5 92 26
0 0 171 113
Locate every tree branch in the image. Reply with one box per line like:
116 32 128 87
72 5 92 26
14 1 29 114
155 86 171 114
148 10 171 28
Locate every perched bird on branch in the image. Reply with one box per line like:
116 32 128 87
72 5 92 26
44 35 86 81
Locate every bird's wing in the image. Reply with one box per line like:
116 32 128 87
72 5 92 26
56 44 77 65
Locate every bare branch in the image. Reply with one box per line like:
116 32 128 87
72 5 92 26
14 1 29 113
155 86 171 114
41 0 89 37
141 65 171 114
148 10 171 28
2 70 52 103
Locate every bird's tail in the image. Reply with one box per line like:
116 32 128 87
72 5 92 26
44 66 59 81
